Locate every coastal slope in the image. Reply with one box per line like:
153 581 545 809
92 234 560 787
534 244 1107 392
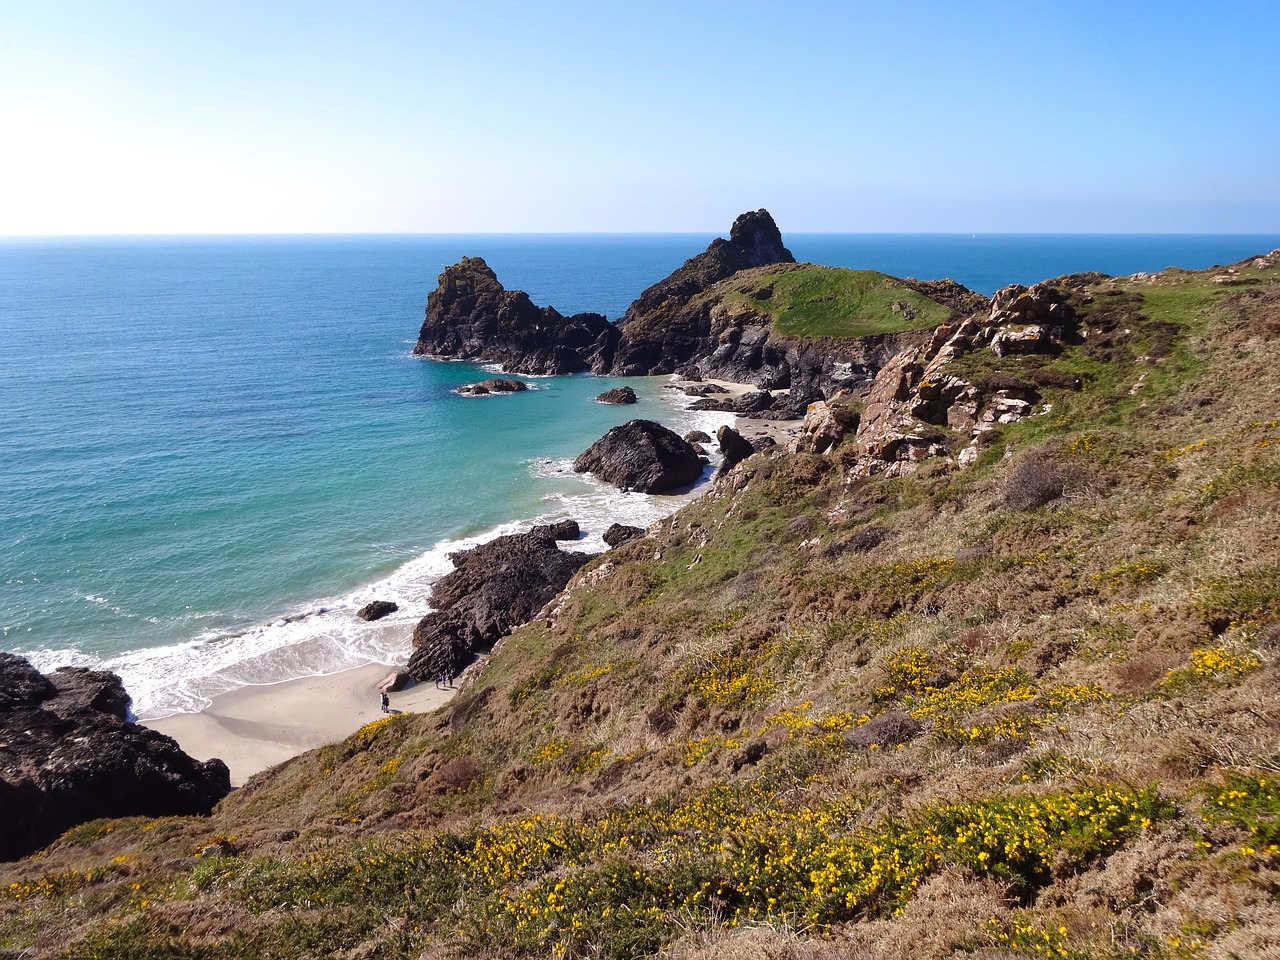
4 252 1280 959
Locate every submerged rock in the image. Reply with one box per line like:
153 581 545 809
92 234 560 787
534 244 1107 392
457 377 529 396
573 419 704 493
0 654 230 861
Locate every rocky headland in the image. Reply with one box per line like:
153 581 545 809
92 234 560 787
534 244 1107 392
413 209 997 418
412 256 616 375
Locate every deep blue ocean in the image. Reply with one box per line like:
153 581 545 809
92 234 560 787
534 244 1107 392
3 232 1277 718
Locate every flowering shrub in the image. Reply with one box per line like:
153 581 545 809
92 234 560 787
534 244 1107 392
1200 775 1280 851
224 783 1169 959
689 653 776 707
1161 646 1263 693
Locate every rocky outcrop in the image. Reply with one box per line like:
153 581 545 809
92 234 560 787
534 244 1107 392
606 210 796 377
357 600 399 622
0 654 230 861
531 519 580 542
795 393 860 454
573 420 704 493
846 282 1076 479
414 257 617 375
594 386 637 405
456 378 529 396
715 425 756 476
407 529 595 681
602 523 645 548
413 212 969 415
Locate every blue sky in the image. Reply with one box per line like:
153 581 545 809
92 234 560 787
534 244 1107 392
1 0 1277 234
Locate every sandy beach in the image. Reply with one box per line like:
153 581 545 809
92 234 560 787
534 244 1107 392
147 663 455 787
668 376 806 448
144 379 799 790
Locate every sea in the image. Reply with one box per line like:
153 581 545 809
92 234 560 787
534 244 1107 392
4 232 1278 720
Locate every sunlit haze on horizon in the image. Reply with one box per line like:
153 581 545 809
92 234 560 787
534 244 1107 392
1 0 1277 236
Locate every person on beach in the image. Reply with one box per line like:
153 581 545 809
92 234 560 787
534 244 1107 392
380 692 390 713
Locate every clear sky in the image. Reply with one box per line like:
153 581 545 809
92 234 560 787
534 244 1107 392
1 0 1277 235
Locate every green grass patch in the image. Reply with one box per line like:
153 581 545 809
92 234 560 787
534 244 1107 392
723 266 951 338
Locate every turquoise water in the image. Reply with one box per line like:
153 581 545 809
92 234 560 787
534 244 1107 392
3 232 1278 717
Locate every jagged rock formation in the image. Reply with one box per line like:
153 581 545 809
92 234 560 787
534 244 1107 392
605 210 796 376
0 654 230 861
572 419 704 493
407 528 594 681
413 257 616 375
411 211 975 416
831 282 1074 479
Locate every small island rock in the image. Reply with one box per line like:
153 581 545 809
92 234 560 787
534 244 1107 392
594 386 638 405
457 378 529 396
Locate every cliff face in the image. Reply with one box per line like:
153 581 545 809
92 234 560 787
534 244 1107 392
412 256 618 375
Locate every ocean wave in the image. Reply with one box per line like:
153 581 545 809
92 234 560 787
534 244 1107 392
21 382 737 721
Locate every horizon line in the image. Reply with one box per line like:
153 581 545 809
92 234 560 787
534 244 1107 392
5 229 1280 241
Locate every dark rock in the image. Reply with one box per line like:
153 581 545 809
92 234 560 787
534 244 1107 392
0 653 230 861
602 523 645 548
683 429 712 444
572 419 704 493
407 532 595 681
716 425 756 475
606 210 795 376
530 519 580 541
683 383 728 396
50 666 131 720
594 386 637 405
357 600 400 622
414 257 618 376
0 653 55 711
688 391 776 414
457 377 529 396
749 435 777 453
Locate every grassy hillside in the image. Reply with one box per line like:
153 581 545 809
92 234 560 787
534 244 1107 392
716 264 952 337
3 255 1279 959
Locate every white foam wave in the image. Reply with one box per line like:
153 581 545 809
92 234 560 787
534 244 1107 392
23 378 737 722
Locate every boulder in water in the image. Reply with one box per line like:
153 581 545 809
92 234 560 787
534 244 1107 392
572 419 704 493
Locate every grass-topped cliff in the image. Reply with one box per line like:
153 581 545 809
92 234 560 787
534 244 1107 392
4 254 1280 959
713 263 953 338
